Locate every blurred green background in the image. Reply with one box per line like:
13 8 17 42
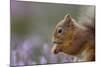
11 0 95 66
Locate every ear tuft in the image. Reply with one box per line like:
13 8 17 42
64 14 71 22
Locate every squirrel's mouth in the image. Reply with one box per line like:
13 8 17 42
52 40 63 54
53 41 63 44
52 41 63 54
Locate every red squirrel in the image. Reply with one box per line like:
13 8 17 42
51 8 95 61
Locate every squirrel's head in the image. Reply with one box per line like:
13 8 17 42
51 14 78 55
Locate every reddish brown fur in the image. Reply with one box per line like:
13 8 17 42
51 14 95 61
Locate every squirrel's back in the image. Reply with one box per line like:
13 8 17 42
78 6 95 33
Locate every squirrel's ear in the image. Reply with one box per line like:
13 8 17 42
64 14 71 22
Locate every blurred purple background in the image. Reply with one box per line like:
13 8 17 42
10 0 94 66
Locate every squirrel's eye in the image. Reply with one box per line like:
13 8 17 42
57 27 64 34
